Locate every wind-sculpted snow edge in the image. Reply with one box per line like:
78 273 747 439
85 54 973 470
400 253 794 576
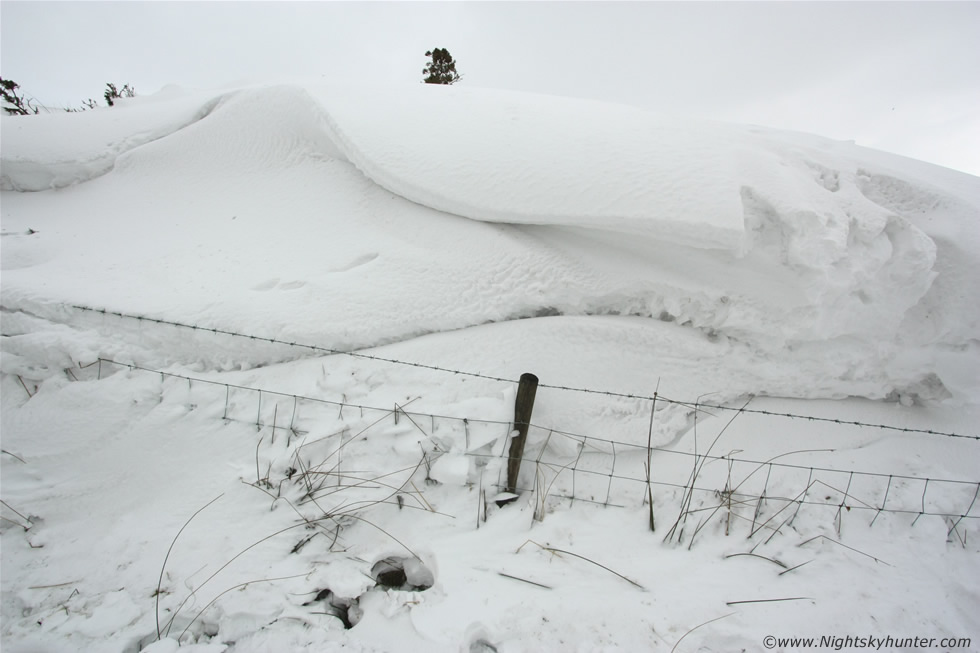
0 91 225 192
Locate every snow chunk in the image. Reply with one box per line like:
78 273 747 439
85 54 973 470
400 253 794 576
429 453 471 486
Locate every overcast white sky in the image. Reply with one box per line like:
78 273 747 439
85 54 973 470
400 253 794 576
2 1 978 176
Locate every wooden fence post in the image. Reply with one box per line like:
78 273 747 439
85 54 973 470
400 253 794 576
506 373 539 495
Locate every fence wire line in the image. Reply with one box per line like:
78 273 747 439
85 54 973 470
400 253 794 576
485 473 980 522
520 422 980 486
50 303 979 441
90 358 514 429
84 358 980 496
50 357 980 531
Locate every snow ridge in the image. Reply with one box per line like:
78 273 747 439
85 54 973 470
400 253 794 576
310 84 749 250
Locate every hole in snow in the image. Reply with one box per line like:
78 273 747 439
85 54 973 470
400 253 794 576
371 556 434 592
304 588 359 629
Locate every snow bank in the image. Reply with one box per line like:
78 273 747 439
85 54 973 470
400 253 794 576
314 83 964 347
1 81 978 401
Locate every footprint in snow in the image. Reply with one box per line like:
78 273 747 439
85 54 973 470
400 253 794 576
330 252 379 273
251 278 307 291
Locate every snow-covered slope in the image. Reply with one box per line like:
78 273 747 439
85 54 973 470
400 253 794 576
3 82 977 404
2 82 978 653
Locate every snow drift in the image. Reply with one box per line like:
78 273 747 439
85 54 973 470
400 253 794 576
2 82 976 404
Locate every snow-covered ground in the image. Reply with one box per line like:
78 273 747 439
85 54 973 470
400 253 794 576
2 82 978 652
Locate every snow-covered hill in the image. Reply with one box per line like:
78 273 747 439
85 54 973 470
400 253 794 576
2 82 978 652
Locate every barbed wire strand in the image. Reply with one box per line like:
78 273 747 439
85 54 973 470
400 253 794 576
56 357 980 528
93 358 980 489
22 303 979 440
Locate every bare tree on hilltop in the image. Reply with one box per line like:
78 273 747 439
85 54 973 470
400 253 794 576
422 48 461 85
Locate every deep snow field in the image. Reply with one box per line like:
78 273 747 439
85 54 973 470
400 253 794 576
2 81 979 653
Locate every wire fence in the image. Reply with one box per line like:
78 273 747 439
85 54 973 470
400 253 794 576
52 357 980 546
45 303 980 441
